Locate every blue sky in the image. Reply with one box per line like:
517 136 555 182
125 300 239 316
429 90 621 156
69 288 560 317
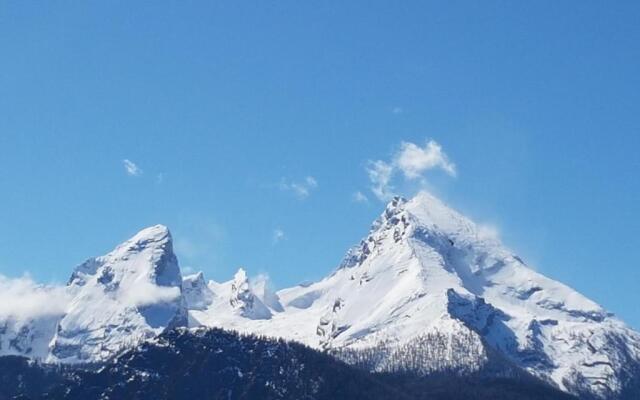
1 2 639 327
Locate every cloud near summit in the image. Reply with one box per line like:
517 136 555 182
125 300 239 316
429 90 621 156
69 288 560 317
366 139 456 201
395 140 456 179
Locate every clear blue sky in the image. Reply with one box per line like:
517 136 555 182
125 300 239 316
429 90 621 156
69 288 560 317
1 2 639 328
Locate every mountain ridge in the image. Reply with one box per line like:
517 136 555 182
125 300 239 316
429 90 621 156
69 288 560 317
1 191 639 398
186 192 640 398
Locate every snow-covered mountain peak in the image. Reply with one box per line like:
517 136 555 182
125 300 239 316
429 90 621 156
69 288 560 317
375 191 491 250
120 223 171 246
380 195 408 219
338 196 412 270
184 271 207 288
229 268 272 319
48 225 187 363
193 191 639 398
187 269 279 327
251 275 284 313
404 191 476 236
106 224 174 268
68 224 177 287
233 268 248 285
339 191 482 272
182 272 214 311
2 199 640 398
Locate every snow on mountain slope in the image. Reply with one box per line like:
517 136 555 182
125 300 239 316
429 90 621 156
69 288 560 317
1 193 639 398
48 224 187 363
0 276 69 359
188 268 275 329
188 193 640 399
182 271 214 311
0 315 62 360
0 225 188 363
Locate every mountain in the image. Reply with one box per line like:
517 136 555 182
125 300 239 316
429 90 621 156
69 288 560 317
187 193 640 399
0 327 575 400
0 310 62 362
1 192 639 398
0 225 187 364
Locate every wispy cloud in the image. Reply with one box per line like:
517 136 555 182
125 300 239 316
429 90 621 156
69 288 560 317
181 265 195 275
123 159 143 176
0 272 181 320
272 228 285 245
366 160 395 201
366 139 456 201
0 274 71 320
172 219 227 274
120 281 180 307
279 176 318 199
352 191 369 204
477 223 501 242
391 106 404 115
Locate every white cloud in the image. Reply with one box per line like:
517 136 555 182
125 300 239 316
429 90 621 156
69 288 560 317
250 273 269 291
123 159 143 176
477 224 501 242
0 274 71 320
0 273 181 321
396 140 456 179
352 191 369 203
305 176 318 188
366 160 395 201
279 176 318 199
272 228 285 244
181 265 195 275
392 106 404 115
366 139 456 201
156 173 164 184
120 281 181 307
